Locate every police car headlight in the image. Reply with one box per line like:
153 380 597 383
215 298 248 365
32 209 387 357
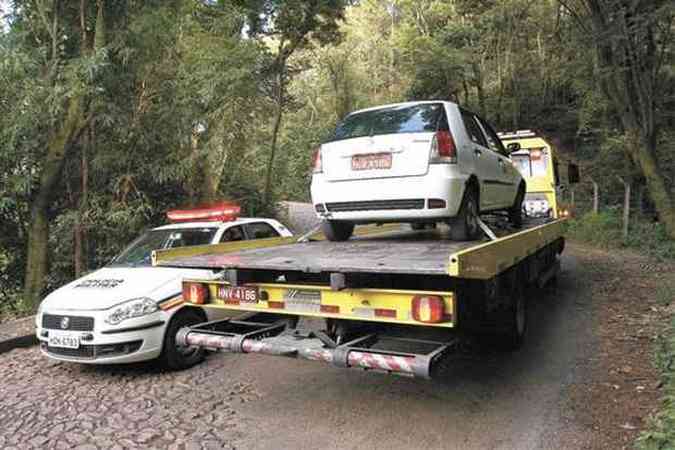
104 298 159 326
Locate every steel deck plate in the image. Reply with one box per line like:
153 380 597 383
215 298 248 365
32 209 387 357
161 225 518 275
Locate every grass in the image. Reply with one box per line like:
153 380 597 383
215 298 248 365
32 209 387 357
636 318 675 450
566 211 675 260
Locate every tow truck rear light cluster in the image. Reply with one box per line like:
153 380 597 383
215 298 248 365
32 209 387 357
182 282 209 304
411 295 445 323
167 202 240 223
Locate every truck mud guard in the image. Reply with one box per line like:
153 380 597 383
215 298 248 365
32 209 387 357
176 314 456 379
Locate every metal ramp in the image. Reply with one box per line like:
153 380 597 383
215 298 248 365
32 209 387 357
176 313 457 379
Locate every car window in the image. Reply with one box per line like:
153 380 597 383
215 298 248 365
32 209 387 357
220 225 245 243
476 118 508 155
460 111 488 147
244 222 280 239
109 228 217 267
331 103 445 141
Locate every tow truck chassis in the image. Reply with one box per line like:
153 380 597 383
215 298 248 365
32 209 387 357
177 313 456 379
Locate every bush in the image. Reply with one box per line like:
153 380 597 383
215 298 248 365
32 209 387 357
566 211 675 260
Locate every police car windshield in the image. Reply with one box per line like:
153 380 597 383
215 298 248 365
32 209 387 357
109 228 218 267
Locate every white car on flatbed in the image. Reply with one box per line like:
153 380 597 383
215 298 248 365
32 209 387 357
311 101 525 241
36 204 292 369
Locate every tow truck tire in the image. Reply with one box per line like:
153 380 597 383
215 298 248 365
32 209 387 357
449 185 480 241
322 220 355 241
159 308 207 370
509 183 525 228
500 276 527 351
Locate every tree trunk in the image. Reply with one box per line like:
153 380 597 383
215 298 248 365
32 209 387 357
24 98 86 308
618 177 630 242
592 180 599 213
636 142 675 237
263 70 285 207
74 127 90 277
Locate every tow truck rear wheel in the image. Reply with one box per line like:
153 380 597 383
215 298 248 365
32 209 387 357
509 183 525 228
498 270 527 351
322 220 355 241
159 308 207 370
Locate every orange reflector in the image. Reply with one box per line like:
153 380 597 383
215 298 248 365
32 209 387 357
374 308 396 318
320 305 340 314
182 282 209 305
268 301 285 309
411 295 444 323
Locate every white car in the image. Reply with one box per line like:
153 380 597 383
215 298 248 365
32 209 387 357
311 101 525 241
36 206 292 369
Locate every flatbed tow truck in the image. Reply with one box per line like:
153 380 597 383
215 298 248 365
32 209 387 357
151 213 565 379
151 130 575 379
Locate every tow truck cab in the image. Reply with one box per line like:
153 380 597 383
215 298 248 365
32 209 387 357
498 130 578 219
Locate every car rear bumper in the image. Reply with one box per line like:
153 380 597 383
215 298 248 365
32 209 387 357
311 166 467 222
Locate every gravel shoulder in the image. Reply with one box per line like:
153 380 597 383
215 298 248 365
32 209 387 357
0 242 672 449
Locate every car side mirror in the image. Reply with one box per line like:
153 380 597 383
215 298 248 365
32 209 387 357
568 163 580 184
507 142 521 153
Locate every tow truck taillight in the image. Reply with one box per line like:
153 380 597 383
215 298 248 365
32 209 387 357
182 282 209 304
411 295 445 323
430 131 457 164
312 146 323 174
167 202 240 223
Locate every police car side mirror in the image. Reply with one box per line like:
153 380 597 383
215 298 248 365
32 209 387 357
507 142 521 153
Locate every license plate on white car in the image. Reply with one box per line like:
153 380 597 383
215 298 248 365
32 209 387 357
48 331 80 349
351 153 392 171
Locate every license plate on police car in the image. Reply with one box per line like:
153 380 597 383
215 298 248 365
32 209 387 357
351 153 392 171
48 331 80 349
218 286 259 303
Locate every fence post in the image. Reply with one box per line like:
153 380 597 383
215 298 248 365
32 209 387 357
591 180 599 214
617 176 630 241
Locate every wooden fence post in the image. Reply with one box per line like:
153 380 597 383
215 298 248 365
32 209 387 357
617 176 630 241
591 180 599 214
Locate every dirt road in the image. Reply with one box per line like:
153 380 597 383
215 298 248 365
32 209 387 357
1 243 670 450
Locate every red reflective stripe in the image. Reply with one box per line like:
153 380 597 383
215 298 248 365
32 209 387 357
268 301 284 309
320 305 340 313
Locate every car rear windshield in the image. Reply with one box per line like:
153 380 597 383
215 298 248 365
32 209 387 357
109 227 218 267
330 103 445 141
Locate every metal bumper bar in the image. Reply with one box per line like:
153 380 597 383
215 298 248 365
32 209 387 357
176 315 455 379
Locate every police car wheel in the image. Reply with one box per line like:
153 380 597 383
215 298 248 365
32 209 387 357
159 308 206 370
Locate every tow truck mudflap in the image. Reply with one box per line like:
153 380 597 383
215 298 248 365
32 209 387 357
177 314 456 379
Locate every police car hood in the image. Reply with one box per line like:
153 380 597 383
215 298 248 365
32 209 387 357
41 266 215 311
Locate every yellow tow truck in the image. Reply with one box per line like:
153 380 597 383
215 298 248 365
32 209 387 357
151 140 579 379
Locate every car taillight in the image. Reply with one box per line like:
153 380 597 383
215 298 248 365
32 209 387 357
312 146 323 173
411 295 445 323
182 282 209 304
430 130 457 164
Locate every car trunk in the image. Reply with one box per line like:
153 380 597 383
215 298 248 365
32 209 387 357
322 132 434 181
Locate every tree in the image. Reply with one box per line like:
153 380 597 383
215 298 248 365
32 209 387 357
240 0 346 206
560 0 675 238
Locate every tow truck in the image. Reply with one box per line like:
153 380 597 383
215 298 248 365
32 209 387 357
151 144 578 380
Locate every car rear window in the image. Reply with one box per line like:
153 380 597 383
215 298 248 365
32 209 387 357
331 103 445 141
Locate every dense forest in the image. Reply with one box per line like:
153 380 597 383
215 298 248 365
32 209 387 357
0 0 673 312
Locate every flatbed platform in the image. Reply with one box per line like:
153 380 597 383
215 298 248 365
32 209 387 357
158 218 554 278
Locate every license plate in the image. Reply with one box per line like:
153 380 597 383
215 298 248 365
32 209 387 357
351 153 392 171
48 331 80 349
217 286 259 304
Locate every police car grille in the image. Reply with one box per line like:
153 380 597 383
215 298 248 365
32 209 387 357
44 344 95 359
42 314 94 331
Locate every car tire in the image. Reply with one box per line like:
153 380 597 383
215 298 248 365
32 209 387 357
500 277 527 351
449 185 480 241
159 308 207 370
509 184 525 228
322 220 355 241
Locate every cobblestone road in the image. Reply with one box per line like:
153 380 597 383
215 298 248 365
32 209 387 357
0 347 257 450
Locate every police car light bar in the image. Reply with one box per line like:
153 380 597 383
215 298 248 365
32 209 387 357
497 129 537 139
167 202 241 223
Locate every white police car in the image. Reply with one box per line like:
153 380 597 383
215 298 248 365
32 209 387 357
36 203 292 369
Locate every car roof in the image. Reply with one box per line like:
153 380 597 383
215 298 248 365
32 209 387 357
151 217 278 231
349 100 456 116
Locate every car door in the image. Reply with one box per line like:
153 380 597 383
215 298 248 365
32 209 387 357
459 110 501 210
475 117 519 208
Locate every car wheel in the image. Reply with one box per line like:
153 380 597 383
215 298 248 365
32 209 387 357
449 185 480 241
509 184 525 228
322 220 355 241
159 308 206 370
